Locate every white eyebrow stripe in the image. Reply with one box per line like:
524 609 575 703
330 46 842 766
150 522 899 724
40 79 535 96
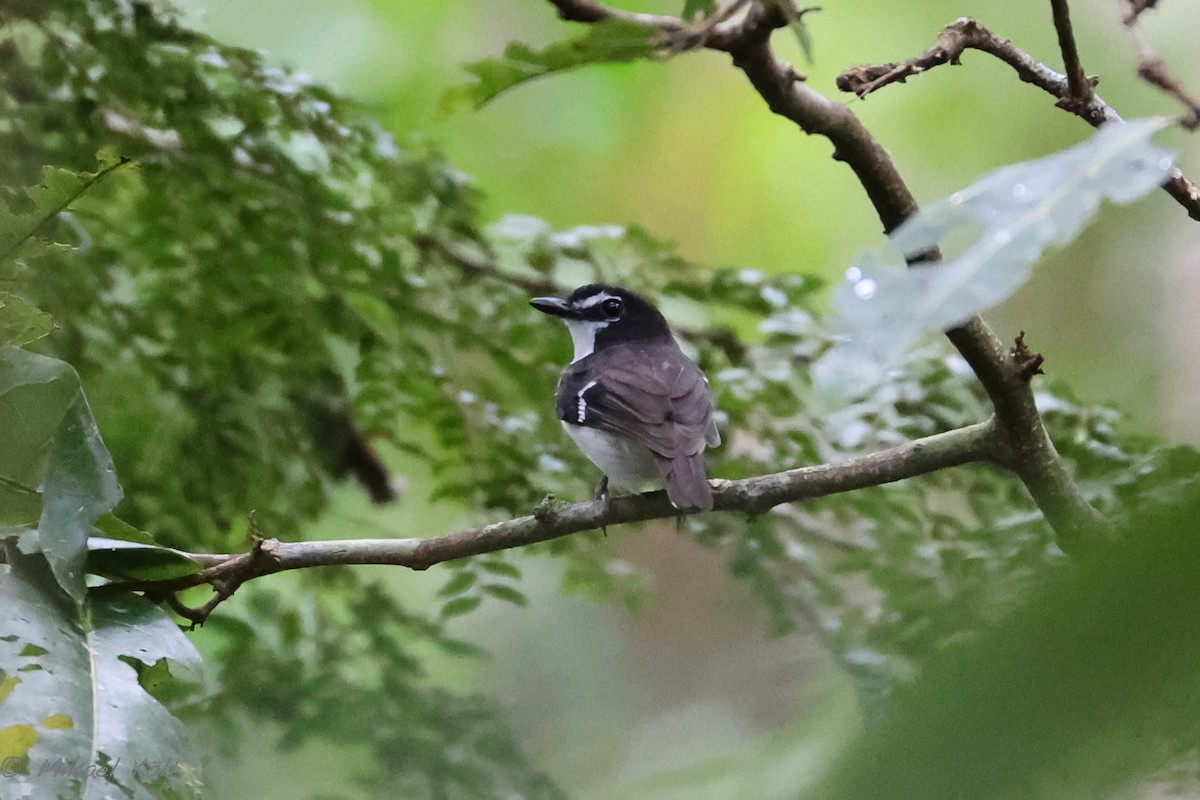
576 379 599 423
574 292 617 310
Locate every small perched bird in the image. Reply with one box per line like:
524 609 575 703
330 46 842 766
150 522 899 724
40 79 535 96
530 284 720 511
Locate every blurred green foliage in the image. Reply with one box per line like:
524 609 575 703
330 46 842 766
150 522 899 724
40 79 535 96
807 486 1200 800
1 0 1198 798
446 19 664 110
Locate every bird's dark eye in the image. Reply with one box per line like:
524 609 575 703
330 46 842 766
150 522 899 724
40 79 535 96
601 297 623 318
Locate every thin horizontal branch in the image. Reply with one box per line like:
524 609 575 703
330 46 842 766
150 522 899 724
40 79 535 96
105 421 1000 622
835 17 1200 221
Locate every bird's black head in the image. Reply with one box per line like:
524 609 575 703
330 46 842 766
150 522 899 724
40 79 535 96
530 284 673 360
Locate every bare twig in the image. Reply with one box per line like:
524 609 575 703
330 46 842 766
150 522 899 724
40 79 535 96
132 536 284 626
163 592 228 629
835 17 1200 221
546 0 682 27
1049 0 1093 108
101 420 1002 622
1011 331 1046 380
545 0 751 51
1117 0 1200 130
836 19 1112 119
1126 0 1159 18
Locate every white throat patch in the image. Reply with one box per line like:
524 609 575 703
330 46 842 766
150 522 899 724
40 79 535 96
564 319 610 363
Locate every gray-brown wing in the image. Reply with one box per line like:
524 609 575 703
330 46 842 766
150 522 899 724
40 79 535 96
565 342 717 459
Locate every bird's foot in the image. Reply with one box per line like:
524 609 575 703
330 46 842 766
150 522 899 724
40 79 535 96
594 476 610 536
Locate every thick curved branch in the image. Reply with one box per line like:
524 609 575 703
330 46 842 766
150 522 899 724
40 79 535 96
835 17 1200 220
106 421 1000 623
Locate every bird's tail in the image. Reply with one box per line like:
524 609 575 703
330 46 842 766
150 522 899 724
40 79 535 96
657 453 713 512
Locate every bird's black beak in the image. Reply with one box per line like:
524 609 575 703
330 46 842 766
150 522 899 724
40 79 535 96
529 296 578 319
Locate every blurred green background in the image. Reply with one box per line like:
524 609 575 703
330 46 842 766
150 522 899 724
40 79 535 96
174 1 1200 797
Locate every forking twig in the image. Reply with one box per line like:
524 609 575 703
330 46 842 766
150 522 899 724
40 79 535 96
835 17 1200 220
1116 0 1200 130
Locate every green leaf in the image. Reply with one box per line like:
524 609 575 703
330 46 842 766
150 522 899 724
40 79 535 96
91 514 156 546
789 12 816 65
445 20 664 110
0 552 201 800
817 119 1175 397
437 569 477 597
760 1 817 64
0 157 130 265
480 559 522 579
483 584 528 607
34 394 123 601
0 293 53 347
0 347 122 601
682 0 717 19
0 479 41 533
0 348 75 509
344 291 402 346
85 538 203 582
440 596 482 619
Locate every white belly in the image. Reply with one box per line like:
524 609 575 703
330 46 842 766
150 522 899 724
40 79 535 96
562 423 660 490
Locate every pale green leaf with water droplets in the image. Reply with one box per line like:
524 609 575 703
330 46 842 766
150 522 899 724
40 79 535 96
816 119 1175 398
